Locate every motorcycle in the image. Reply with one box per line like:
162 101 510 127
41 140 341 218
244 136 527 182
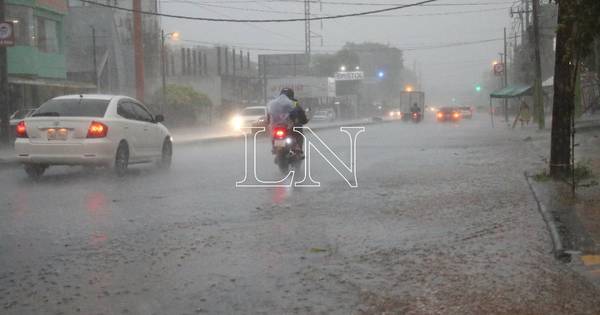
411 111 423 123
271 124 303 172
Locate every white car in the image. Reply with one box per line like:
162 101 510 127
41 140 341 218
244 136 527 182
230 106 268 132
14 94 172 179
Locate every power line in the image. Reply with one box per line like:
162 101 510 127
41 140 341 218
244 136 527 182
78 0 438 22
161 1 510 17
180 34 519 53
175 0 514 6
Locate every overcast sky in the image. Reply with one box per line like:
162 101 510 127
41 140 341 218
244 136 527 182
160 0 516 104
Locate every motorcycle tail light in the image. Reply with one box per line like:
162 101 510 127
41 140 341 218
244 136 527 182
273 127 287 140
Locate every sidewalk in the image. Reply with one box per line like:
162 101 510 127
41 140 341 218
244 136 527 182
524 122 600 287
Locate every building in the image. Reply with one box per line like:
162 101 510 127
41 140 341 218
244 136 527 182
5 0 93 112
63 0 161 100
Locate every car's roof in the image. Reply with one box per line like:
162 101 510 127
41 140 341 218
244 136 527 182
51 94 132 101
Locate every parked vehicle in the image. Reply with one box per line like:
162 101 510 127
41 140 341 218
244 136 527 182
14 94 172 179
311 108 335 122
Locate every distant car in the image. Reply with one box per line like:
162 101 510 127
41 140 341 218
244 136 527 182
436 107 462 122
231 106 268 132
457 106 473 119
388 110 402 120
14 94 172 179
312 109 335 122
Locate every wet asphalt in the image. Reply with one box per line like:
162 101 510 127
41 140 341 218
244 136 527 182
1 116 600 315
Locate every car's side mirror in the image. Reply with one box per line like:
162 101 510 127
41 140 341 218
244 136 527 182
155 114 164 123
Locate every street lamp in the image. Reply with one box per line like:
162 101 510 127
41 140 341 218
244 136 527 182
340 65 347 72
161 30 180 114
355 66 360 70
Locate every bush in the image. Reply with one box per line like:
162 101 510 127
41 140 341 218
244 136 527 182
153 85 213 127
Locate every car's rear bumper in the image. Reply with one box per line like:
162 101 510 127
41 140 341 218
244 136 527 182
14 139 116 165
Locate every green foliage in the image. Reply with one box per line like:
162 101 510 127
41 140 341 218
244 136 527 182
153 85 213 127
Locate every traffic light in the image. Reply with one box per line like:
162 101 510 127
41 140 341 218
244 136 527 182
475 85 482 92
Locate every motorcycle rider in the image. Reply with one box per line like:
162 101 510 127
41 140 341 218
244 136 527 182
279 88 308 156
268 88 309 158
410 102 421 115
410 102 421 121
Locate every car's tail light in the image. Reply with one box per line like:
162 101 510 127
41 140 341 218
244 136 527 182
16 121 28 138
273 127 287 140
87 121 108 138
453 113 460 118
437 113 443 118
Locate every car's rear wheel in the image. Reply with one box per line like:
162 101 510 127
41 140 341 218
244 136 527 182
158 138 172 170
114 142 129 176
24 164 47 180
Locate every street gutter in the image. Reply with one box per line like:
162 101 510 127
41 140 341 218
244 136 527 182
524 172 570 261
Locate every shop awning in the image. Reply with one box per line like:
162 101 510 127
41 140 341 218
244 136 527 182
489 84 532 99
8 77 96 89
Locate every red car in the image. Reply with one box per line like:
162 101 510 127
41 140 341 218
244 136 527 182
436 107 462 122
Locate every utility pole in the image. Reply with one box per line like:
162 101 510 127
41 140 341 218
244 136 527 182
161 29 166 114
503 27 508 123
91 26 98 92
532 0 544 129
133 0 145 102
0 0 10 145
304 0 311 58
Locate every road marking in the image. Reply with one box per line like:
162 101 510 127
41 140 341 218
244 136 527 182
581 255 600 266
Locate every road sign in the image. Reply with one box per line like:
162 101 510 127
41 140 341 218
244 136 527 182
493 63 505 76
0 22 15 47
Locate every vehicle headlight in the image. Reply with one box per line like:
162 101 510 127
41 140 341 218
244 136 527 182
231 116 242 130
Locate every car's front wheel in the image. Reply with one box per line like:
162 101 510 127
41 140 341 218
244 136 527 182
114 142 129 176
158 138 172 170
24 164 47 180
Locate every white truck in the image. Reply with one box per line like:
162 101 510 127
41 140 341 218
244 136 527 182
399 91 425 121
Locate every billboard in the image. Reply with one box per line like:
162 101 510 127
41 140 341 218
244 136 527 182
259 54 310 77
267 76 336 99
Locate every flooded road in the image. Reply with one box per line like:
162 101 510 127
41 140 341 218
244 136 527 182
1 117 599 314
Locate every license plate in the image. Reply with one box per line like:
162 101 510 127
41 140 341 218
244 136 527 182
47 128 68 140
274 139 286 147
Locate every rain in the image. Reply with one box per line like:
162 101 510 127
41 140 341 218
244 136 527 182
0 0 600 314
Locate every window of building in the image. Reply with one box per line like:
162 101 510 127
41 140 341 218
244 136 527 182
36 17 59 53
6 5 33 46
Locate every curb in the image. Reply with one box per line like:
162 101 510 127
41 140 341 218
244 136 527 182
0 158 20 170
524 172 570 261
173 119 387 146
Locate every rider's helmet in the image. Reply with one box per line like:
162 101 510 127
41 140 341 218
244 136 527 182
280 88 295 100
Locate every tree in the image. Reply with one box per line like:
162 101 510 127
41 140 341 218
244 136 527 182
549 0 600 178
311 48 360 76
152 85 213 127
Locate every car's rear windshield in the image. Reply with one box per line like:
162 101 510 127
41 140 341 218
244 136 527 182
33 99 110 118
242 108 265 116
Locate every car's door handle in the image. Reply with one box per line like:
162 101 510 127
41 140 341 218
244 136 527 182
144 128 149 131
124 126 129 130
